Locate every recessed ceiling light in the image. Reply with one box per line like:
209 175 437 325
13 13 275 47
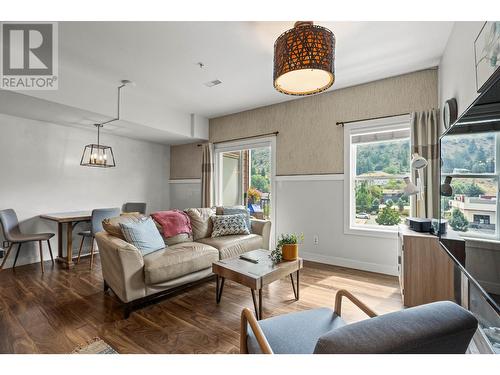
204 79 222 88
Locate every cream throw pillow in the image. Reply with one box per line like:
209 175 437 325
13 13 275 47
185 208 215 240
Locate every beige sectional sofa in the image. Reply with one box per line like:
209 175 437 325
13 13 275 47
95 207 271 317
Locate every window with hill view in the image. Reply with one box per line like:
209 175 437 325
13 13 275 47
440 133 498 238
347 117 411 231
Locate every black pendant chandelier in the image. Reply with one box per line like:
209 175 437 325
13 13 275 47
80 80 133 168
80 124 116 168
273 21 335 96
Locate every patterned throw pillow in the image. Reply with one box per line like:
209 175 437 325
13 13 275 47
211 214 250 238
221 206 252 233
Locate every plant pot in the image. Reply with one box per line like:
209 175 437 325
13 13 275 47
282 244 298 261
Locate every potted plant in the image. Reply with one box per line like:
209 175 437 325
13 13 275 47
247 187 262 205
270 233 304 263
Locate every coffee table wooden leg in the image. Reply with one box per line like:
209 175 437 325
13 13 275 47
251 289 259 320
259 288 263 320
290 273 297 300
216 275 219 303
290 270 300 300
216 276 225 304
297 270 300 300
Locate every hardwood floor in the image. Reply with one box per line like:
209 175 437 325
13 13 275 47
0 256 402 353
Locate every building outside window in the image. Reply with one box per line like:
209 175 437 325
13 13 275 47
441 132 499 239
344 115 411 236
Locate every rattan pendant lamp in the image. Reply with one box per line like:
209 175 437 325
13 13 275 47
273 21 336 96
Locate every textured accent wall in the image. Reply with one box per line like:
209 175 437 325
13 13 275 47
209 69 438 175
170 143 202 179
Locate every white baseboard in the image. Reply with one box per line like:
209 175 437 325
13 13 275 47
300 250 398 276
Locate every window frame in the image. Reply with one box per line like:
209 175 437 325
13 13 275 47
343 114 411 238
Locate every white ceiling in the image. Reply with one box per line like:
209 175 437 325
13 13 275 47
59 21 454 119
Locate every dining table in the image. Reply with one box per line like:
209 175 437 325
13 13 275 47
40 211 92 268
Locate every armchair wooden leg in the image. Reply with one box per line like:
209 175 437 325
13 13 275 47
76 236 85 264
1 243 14 270
38 241 44 274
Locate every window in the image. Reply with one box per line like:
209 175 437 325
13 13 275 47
441 132 498 239
344 115 411 235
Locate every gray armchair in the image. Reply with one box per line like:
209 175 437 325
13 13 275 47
240 289 478 354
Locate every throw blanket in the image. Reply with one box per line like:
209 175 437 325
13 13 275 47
151 210 191 238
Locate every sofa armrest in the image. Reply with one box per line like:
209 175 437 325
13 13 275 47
95 232 146 303
251 219 272 250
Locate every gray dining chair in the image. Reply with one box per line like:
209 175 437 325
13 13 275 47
123 202 147 215
76 208 120 269
0 209 55 273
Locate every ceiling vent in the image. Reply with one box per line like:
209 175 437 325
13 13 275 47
204 79 222 88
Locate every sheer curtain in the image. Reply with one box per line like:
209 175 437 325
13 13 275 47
410 109 440 218
201 143 214 208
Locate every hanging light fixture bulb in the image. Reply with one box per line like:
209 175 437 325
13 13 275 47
80 80 134 168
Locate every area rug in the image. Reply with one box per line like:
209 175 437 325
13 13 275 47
72 337 118 354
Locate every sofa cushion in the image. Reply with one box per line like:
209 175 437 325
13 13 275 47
198 234 263 259
102 213 145 240
185 208 215 240
211 214 250 238
247 308 345 354
164 233 193 246
152 219 193 246
143 241 219 284
119 217 165 256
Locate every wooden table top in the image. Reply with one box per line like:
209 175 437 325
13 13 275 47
40 211 92 223
212 249 303 289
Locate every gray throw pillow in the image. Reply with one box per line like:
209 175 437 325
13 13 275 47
211 214 250 238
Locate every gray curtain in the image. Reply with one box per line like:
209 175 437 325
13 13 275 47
201 143 214 208
410 109 440 218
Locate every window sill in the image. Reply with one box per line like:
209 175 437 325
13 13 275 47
344 226 398 239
